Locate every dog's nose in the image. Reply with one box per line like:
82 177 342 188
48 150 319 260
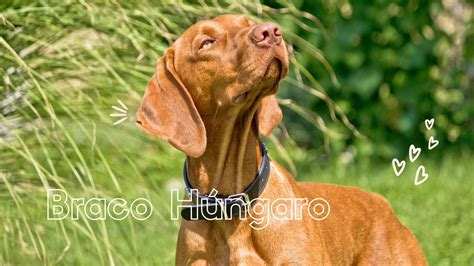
252 23 282 47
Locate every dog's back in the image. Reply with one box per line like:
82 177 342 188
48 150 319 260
298 182 428 265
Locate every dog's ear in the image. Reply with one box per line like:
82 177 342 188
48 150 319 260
136 49 207 157
257 95 282 137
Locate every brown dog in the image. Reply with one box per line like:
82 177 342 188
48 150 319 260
136 14 427 265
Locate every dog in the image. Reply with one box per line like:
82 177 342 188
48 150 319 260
136 14 427 265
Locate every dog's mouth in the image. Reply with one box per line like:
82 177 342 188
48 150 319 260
264 58 283 86
232 58 282 104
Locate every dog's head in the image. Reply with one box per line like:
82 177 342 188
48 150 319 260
136 14 289 157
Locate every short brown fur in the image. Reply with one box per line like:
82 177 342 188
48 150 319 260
137 14 427 265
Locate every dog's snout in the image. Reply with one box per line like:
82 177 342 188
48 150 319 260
251 23 282 47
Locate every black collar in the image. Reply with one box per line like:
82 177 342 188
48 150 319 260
181 141 271 221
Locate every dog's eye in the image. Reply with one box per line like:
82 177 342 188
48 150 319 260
199 39 216 50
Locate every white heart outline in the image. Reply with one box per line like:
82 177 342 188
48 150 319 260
409 145 421 162
415 165 429 185
425 118 435 130
428 136 439 150
392 159 406 176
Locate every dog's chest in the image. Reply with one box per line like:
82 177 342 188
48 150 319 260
176 216 324 265
177 219 262 264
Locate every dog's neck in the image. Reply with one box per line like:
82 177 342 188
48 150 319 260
186 107 262 196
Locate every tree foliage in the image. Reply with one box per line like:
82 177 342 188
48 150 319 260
270 0 472 159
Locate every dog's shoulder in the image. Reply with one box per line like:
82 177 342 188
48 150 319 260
297 182 395 217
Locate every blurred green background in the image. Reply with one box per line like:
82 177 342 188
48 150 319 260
0 0 472 265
